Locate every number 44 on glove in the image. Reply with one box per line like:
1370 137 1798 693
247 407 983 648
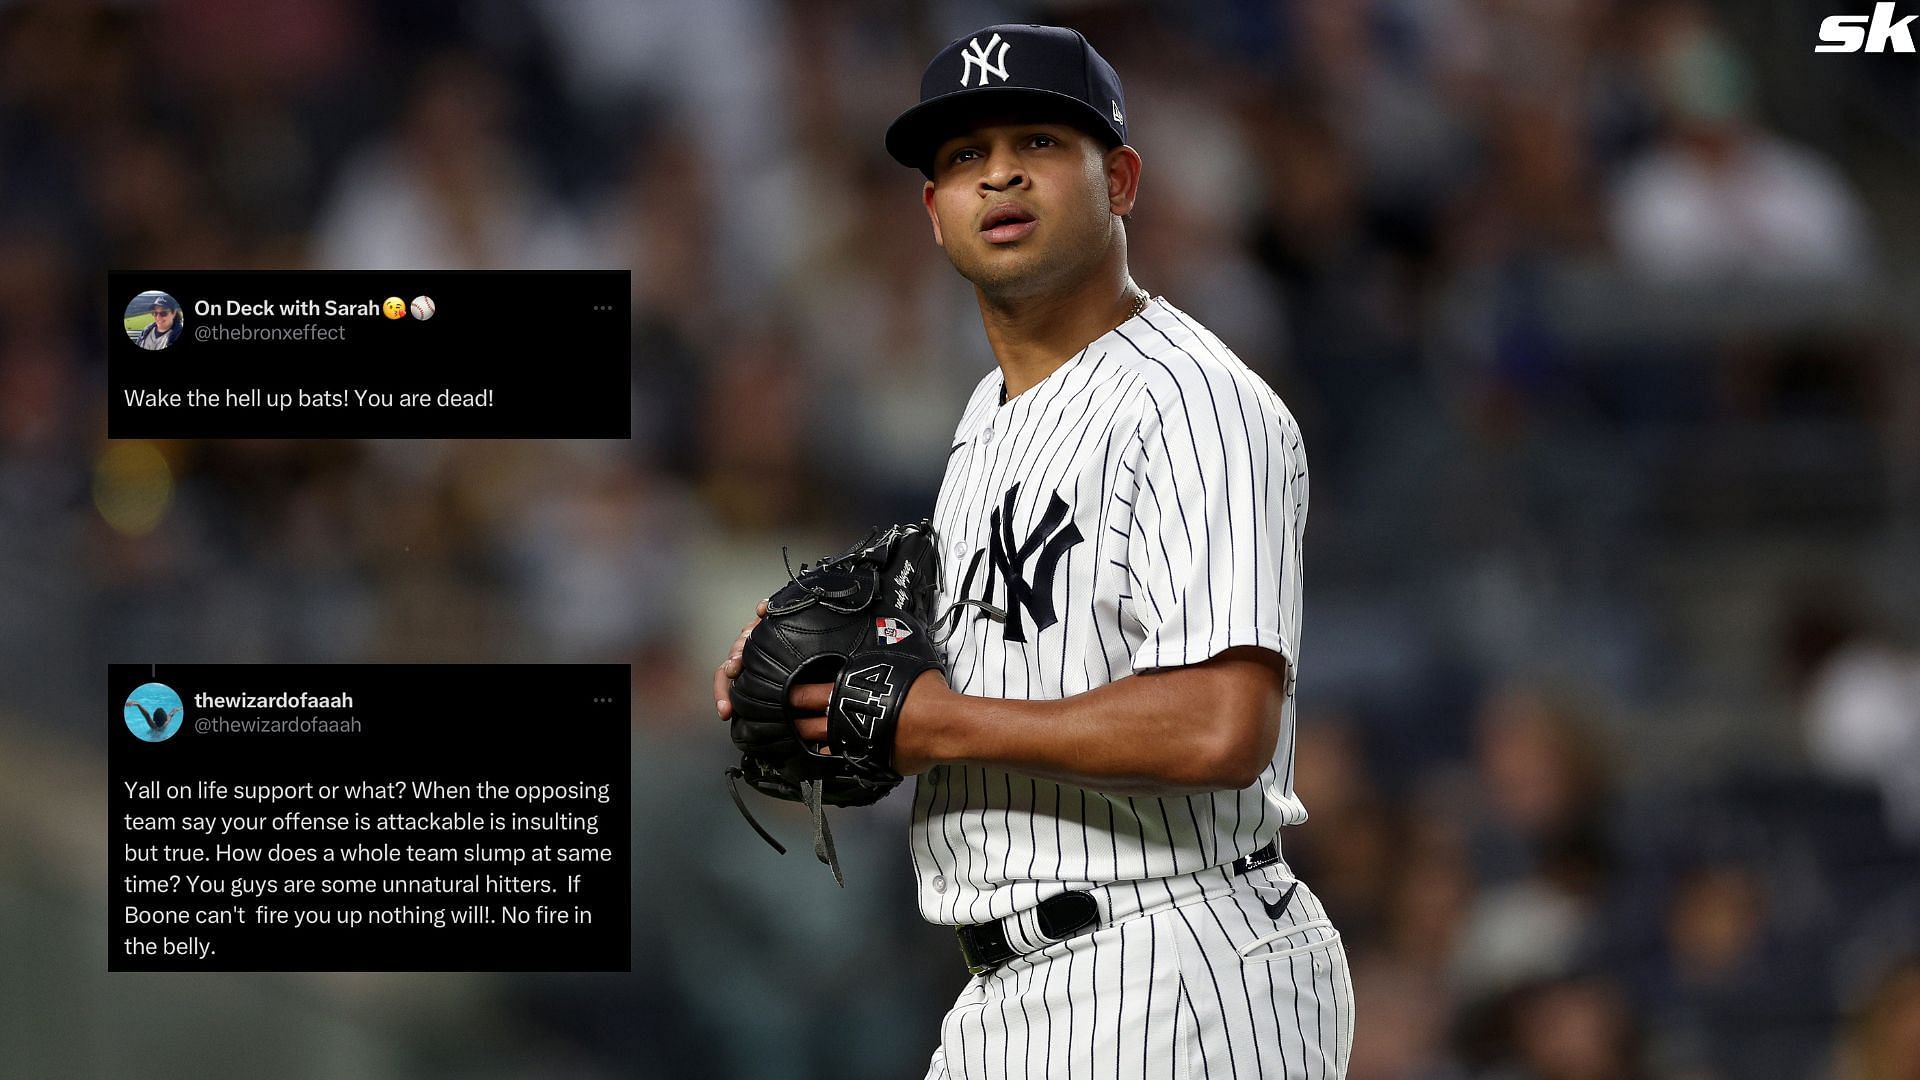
724 519 949 886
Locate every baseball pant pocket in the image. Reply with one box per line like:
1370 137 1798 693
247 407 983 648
1168 880 1353 1077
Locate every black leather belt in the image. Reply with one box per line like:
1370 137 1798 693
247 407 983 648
954 840 1281 975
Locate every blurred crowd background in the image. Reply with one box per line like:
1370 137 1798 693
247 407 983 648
3 0 1919 1077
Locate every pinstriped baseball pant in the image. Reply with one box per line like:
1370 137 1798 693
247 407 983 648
922 870 1354 1079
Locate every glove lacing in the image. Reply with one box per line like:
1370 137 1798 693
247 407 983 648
724 767 786 855
931 597 1007 645
802 778 844 888
723 769 847 888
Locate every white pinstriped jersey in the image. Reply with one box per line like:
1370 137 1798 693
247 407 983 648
912 296 1310 927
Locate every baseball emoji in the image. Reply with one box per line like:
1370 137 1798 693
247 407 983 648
409 295 435 321
382 296 407 320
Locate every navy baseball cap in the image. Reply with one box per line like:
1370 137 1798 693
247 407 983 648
886 24 1127 177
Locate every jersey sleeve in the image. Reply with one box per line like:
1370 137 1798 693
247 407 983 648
1121 360 1306 678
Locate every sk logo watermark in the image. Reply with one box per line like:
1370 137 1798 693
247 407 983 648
961 33 1012 86
1818 3 1918 51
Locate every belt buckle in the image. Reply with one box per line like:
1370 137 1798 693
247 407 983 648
955 928 992 976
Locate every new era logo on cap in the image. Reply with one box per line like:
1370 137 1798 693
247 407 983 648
885 23 1129 177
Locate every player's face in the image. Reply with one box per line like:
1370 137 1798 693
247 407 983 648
922 120 1134 300
152 307 175 329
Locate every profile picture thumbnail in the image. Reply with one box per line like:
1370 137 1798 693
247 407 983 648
123 682 184 742
125 291 184 350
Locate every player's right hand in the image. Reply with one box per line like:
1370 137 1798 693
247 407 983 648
714 599 769 721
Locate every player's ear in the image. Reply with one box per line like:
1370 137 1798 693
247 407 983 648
1105 144 1141 219
922 180 944 247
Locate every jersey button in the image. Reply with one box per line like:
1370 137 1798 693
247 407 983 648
933 875 947 893
980 425 995 444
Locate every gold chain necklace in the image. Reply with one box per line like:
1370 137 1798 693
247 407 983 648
999 290 1152 406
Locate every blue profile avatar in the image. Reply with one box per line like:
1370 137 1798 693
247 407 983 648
123 682 184 742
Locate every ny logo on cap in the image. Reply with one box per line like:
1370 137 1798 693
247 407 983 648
960 33 1011 87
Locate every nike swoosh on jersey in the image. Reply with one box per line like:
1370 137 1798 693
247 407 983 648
1262 881 1299 921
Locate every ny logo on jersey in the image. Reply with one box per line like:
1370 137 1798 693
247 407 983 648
951 483 1084 644
960 33 1011 86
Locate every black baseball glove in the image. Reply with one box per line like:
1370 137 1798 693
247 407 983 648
725 519 943 883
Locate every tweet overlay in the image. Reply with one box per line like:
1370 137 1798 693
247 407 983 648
108 271 629 438
108 664 630 971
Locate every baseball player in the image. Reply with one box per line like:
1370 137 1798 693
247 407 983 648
717 23 1352 1078
135 295 183 350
